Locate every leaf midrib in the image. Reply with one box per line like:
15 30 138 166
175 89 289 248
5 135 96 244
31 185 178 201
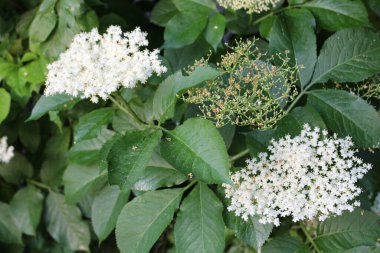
311 41 380 84
122 131 160 187
134 191 181 251
168 129 226 181
315 227 378 241
309 92 369 140
304 2 366 24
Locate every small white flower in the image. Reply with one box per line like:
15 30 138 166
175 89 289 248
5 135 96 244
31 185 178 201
44 26 167 103
0 137 14 163
223 124 372 226
217 0 281 14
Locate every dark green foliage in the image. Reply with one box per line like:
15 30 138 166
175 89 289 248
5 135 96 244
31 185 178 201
0 0 379 253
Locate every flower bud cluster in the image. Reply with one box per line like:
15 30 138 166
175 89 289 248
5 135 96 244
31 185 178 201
223 125 371 226
217 0 281 14
45 26 167 103
183 39 298 128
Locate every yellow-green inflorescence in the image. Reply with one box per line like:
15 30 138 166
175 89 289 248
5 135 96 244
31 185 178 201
183 39 298 128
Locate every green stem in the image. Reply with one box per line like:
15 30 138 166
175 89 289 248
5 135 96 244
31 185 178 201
257 247 262 253
28 180 51 191
229 148 250 163
252 5 297 26
284 78 317 114
183 180 197 191
300 222 322 253
109 95 147 129
285 90 306 114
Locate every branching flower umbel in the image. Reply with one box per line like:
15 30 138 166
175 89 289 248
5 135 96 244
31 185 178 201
183 39 298 128
217 0 281 14
223 125 371 226
0 137 14 163
45 26 167 103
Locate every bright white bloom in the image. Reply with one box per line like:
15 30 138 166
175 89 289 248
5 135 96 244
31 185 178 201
223 124 372 226
371 192 380 215
0 137 14 163
217 0 281 14
45 26 167 103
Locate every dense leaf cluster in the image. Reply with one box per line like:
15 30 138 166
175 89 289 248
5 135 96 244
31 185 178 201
0 0 379 253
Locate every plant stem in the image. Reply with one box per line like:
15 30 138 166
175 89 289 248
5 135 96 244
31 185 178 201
300 222 321 253
28 179 51 191
257 247 262 253
183 180 197 191
285 82 314 114
252 5 296 25
229 148 250 163
109 95 147 129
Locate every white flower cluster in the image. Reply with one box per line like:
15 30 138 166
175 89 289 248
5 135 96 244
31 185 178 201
371 192 380 215
223 124 371 226
0 137 14 163
45 26 167 103
217 0 281 14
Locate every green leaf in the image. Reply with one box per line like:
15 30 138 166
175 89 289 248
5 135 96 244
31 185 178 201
0 88 11 124
40 155 67 187
224 213 273 250
262 235 310 253
0 60 17 82
39 0 84 58
0 152 33 184
116 189 183 253
40 128 71 187
161 118 230 184
23 56 48 85
218 123 236 149
99 133 122 172
164 12 208 48
49 111 63 132
308 89 380 148
91 185 130 242
302 0 370 31
315 209 380 252
289 0 307 4
107 130 162 192
0 202 22 244
74 108 115 143
259 15 276 39
112 110 145 133
10 186 44 236
245 129 275 157
275 106 326 138
78 10 99 31
69 128 114 165
164 38 212 72
310 28 380 85
28 94 78 121
29 0 58 42
153 66 219 122
269 9 316 86
204 13 226 51
172 0 216 13
369 0 380 18
133 152 187 191
343 246 380 253
63 164 107 204
174 183 225 253
151 0 179 27
19 121 40 153
45 192 91 252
